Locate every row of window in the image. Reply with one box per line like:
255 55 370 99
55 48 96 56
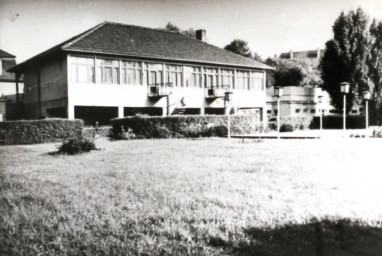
267 109 328 115
70 56 264 90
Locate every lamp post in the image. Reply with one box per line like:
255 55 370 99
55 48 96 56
340 82 350 131
274 87 283 139
224 91 233 139
318 95 323 131
363 91 371 129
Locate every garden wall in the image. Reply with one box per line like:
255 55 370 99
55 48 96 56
111 115 259 138
0 119 84 145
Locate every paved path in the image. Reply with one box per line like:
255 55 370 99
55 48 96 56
231 129 374 140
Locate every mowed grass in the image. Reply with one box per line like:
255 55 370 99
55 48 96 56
1 138 382 255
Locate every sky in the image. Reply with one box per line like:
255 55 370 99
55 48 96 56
1 0 382 63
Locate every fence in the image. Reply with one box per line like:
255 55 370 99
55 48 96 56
82 125 113 141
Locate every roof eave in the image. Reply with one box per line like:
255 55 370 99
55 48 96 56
63 49 275 70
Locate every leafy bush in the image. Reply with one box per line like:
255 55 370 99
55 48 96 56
0 119 83 145
58 138 97 155
373 127 382 137
310 115 365 129
111 115 258 139
280 123 294 132
152 126 172 138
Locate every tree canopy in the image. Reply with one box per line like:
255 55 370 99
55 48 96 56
320 8 370 112
224 39 253 58
163 22 196 38
265 58 321 87
224 39 263 62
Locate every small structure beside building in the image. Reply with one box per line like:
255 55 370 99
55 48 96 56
266 86 333 119
0 49 24 121
8 22 273 125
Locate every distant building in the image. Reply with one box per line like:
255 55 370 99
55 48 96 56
266 86 334 119
0 49 23 101
0 49 24 121
279 48 324 66
8 22 273 124
267 49 364 119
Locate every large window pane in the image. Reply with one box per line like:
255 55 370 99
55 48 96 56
184 66 201 88
70 57 94 83
121 61 141 85
250 72 264 90
221 69 234 89
203 68 218 88
166 64 182 87
146 63 163 85
236 71 249 90
96 59 119 84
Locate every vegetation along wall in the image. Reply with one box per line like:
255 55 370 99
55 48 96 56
0 119 83 145
111 115 259 138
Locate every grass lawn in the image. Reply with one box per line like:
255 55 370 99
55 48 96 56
1 138 382 255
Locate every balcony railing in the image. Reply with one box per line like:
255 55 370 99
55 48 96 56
147 83 172 98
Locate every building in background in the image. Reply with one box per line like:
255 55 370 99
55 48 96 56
279 48 324 65
0 49 24 121
9 22 273 124
266 86 334 119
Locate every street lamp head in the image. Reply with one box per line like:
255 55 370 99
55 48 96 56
363 91 371 100
274 86 283 97
224 90 233 102
340 82 350 94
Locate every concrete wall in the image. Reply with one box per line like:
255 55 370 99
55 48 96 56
23 57 68 118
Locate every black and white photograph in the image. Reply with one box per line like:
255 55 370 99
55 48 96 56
1 0 382 255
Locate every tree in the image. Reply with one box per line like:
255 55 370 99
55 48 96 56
224 39 253 58
274 66 304 86
252 52 263 62
368 19 382 123
165 22 180 32
164 22 195 38
265 58 320 87
320 8 370 112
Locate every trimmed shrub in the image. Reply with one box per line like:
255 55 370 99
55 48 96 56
310 115 366 129
111 115 258 139
58 138 97 155
0 119 84 145
280 123 294 132
372 127 382 137
268 117 312 131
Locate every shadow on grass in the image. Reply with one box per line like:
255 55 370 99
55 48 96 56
209 218 382 256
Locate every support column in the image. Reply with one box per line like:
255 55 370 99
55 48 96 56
68 104 75 119
37 70 42 118
118 106 124 118
15 73 20 103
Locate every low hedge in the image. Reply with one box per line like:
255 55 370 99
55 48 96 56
0 119 84 145
310 115 366 129
268 117 313 131
111 115 258 139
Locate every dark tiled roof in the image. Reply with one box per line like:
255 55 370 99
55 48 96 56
0 49 15 58
10 22 273 72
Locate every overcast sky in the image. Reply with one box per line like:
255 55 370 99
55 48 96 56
1 0 382 63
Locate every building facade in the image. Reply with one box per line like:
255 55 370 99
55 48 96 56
9 22 273 124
